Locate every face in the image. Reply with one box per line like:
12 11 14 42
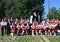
10 17 13 21
16 18 18 22
33 12 37 16
4 17 6 21
34 19 36 21
33 12 36 14
8 19 10 21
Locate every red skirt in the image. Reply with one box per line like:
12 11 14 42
53 28 58 33
45 28 49 32
10 28 13 33
19 28 23 32
49 28 53 32
40 28 45 32
32 27 36 30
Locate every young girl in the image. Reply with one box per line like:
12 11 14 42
16 23 20 35
21 23 25 35
52 22 58 36
44 24 49 35
31 24 36 36
48 23 53 35
25 22 29 34
20 18 25 24
31 19 38 36
10 23 15 37
39 23 44 35
15 18 19 34
35 24 39 35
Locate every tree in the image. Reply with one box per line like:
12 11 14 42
0 0 44 20
14 0 44 21
49 7 58 14
4 0 15 18
57 8 60 14
0 0 5 18
48 14 60 20
47 7 60 19
0 0 15 18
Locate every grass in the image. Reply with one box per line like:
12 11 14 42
0 35 60 42
0 29 60 42
0 35 42 42
45 35 60 42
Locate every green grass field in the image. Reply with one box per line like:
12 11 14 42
46 35 60 42
0 28 60 42
0 35 60 42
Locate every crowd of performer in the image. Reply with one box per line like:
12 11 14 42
0 17 60 37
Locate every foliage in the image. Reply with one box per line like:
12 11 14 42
48 7 60 20
48 14 60 20
0 0 44 19
49 7 58 14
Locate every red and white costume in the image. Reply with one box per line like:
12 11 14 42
16 24 21 33
31 20 38 30
49 24 53 32
52 24 58 33
20 18 25 24
15 18 19 25
36 25 39 30
10 25 14 33
44 24 49 32
39 24 44 33
21 24 25 31
31 25 36 30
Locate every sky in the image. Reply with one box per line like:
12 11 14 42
43 0 60 18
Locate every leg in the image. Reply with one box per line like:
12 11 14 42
4 26 7 34
26 29 28 35
36 30 38 35
7 27 10 35
45 31 48 35
10 33 13 37
21 28 24 35
39 30 42 35
1 27 4 36
32 30 34 36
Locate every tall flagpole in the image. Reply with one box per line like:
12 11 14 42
48 0 50 14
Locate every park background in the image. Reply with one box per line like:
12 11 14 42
0 0 60 42
0 0 60 20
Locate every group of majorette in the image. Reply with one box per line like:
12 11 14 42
10 19 58 37
31 19 58 36
0 17 59 37
0 17 31 37
9 18 31 37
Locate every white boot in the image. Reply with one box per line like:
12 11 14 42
32 32 34 36
10 33 13 37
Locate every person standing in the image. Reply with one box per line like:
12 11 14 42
0 19 5 36
30 11 40 24
15 18 19 34
31 19 38 36
7 19 11 35
3 17 7 34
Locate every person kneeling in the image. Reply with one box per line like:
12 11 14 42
10 23 14 37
